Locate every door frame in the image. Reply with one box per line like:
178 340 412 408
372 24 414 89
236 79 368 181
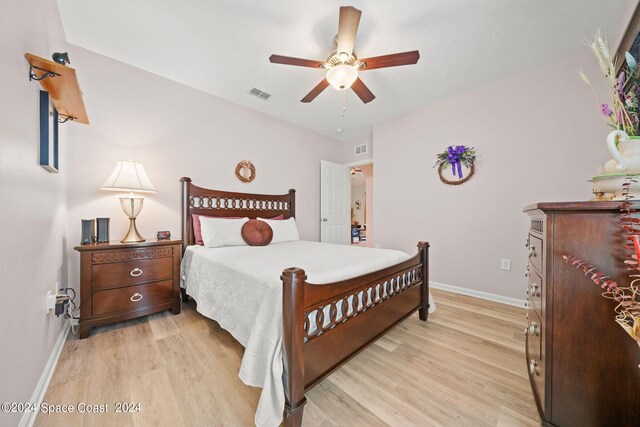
347 159 373 246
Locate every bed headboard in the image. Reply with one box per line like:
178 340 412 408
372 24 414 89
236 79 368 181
180 177 296 247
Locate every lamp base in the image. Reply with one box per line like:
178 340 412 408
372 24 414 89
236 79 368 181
121 218 145 243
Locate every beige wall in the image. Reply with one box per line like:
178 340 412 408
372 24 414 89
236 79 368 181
374 51 612 299
0 1 69 425
343 132 373 165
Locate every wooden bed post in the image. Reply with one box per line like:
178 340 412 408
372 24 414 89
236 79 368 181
288 189 296 218
418 241 430 321
281 267 307 427
180 177 192 302
180 177 192 248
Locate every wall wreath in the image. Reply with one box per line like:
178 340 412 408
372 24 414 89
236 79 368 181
434 145 476 185
235 160 256 183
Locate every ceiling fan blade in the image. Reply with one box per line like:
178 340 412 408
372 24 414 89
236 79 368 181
351 78 375 104
336 6 362 57
269 54 325 68
301 79 330 103
359 51 420 70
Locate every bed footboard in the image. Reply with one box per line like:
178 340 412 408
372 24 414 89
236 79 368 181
281 242 430 427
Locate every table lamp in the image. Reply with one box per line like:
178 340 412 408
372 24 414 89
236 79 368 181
100 160 157 243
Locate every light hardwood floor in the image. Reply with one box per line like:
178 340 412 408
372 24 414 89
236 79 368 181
35 289 540 427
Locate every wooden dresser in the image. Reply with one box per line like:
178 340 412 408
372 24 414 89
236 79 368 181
74 239 182 339
524 202 640 427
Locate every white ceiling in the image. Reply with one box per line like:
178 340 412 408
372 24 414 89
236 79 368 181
57 0 629 141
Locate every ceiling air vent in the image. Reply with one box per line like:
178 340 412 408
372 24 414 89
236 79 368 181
249 88 271 100
355 144 368 156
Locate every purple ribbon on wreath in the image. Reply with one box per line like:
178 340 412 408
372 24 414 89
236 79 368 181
446 145 467 179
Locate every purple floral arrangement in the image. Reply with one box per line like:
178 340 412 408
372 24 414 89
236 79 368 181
581 31 640 136
434 145 476 179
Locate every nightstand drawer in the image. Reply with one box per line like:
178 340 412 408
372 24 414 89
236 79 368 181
92 279 173 317
92 257 172 290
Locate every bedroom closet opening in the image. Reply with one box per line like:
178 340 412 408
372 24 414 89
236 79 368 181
350 163 373 247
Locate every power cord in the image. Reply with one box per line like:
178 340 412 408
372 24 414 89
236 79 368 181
58 287 81 335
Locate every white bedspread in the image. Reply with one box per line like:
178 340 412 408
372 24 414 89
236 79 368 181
181 240 435 427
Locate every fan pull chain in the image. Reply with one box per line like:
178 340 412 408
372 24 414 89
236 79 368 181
340 90 346 117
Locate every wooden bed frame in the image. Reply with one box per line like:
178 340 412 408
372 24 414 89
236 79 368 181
180 177 430 426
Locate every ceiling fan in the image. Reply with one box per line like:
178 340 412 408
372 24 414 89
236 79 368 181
269 6 420 104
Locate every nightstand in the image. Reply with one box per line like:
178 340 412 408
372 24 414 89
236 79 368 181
74 239 182 339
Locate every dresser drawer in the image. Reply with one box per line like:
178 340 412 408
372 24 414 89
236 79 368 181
527 269 543 316
528 234 543 273
92 257 173 290
92 279 174 317
527 309 545 412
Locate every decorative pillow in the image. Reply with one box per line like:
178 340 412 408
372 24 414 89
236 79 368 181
258 217 300 243
241 219 273 246
200 217 249 248
268 214 285 220
192 214 240 245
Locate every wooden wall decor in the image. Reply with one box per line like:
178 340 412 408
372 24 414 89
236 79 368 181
25 53 89 124
235 160 256 183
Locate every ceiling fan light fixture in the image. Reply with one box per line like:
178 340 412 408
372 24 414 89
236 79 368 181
326 64 358 90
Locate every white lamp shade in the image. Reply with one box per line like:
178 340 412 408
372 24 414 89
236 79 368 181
326 64 358 90
100 160 157 193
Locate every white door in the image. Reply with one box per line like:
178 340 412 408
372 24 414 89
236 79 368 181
320 160 351 244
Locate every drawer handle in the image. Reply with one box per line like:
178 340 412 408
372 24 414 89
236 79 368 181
529 322 539 336
130 293 143 302
130 268 143 277
528 246 536 258
529 359 539 376
530 283 540 297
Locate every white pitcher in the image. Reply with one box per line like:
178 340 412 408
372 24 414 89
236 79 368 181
604 130 640 174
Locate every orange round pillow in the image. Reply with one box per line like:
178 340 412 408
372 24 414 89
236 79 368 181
241 219 273 246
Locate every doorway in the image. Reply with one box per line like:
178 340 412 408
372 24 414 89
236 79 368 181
350 163 373 247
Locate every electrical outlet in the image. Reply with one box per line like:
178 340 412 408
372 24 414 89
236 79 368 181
501 258 511 271
46 291 56 313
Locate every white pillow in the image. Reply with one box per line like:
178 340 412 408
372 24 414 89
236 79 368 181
258 217 300 243
200 217 249 248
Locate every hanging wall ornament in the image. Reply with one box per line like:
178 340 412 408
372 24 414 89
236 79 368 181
434 145 476 185
235 160 256 183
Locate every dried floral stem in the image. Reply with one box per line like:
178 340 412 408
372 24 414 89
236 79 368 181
579 70 610 126
583 31 639 135
563 177 640 353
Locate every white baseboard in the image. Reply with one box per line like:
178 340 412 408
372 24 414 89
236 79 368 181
19 319 70 427
430 281 526 308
